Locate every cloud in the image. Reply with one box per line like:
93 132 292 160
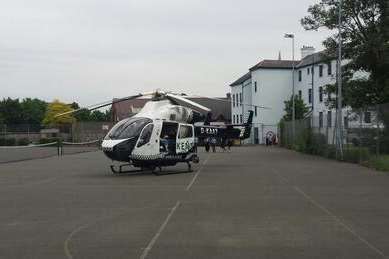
0 0 330 105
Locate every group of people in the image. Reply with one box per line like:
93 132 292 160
204 137 232 152
265 134 277 146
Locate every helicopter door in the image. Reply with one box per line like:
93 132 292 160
132 122 160 157
176 124 194 154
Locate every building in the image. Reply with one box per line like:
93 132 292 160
230 46 372 144
112 95 231 123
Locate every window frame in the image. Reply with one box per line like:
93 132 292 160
319 65 323 77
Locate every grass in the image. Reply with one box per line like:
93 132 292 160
368 155 389 173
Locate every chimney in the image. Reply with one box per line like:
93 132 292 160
301 46 315 59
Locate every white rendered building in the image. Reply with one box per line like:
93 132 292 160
230 46 373 144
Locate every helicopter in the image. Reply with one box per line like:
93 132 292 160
58 91 253 175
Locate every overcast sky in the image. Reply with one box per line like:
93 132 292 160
0 0 331 106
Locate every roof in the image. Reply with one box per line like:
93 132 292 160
230 72 251 87
249 59 300 71
296 51 328 68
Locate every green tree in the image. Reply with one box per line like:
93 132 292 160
283 96 310 121
20 98 47 125
0 98 23 124
301 0 389 107
42 100 74 125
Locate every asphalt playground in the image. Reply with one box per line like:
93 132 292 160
0 146 389 259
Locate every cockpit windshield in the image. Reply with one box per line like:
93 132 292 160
104 117 152 140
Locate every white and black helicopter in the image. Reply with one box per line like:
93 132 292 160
59 91 253 175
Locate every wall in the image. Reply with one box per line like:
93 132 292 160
251 68 293 144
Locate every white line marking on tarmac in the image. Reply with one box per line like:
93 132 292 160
186 154 210 191
294 186 388 259
64 222 91 259
139 201 181 259
272 168 387 259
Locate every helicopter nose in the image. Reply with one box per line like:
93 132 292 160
102 138 137 162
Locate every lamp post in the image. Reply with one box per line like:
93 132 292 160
336 0 344 159
284 33 295 143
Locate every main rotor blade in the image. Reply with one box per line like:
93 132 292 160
55 93 143 117
192 95 271 110
166 93 211 113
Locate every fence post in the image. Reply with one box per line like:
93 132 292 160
376 104 380 157
359 109 363 163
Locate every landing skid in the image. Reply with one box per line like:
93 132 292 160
110 155 197 175
110 164 143 174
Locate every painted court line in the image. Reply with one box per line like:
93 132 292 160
294 186 387 259
139 201 181 259
186 154 210 191
272 168 387 259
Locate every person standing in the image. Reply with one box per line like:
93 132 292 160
210 137 217 152
204 137 210 152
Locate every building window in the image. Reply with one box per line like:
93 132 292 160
319 112 323 128
344 116 349 129
327 62 332 75
239 93 242 106
319 65 323 77
232 94 235 107
255 106 257 117
240 115 243 123
298 70 302 82
327 111 332 127
307 67 310 75
319 87 323 102
236 93 239 106
364 112 371 123
298 90 302 99
254 82 257 92
308 89 312 104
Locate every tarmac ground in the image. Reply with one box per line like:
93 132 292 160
0 146 388 259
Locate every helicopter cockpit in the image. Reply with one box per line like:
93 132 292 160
104 117 152 140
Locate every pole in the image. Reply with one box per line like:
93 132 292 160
337 0 344 159
292 36 296 144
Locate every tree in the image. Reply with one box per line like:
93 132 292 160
20 98 47 125
0 98 23 124
283 96 310 121
301 0 389 107
42 100 74 125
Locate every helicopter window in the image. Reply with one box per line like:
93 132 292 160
137 123 154 147
161 122 178 139
178 125 193 138
105 117 152 140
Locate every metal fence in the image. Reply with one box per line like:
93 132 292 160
279 103 389 165
0 121 113 145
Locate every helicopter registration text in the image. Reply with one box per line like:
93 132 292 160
200 127 218 135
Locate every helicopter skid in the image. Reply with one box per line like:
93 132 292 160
110 163 143 174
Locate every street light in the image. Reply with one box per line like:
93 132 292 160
336 0 344 159
284 33 295 143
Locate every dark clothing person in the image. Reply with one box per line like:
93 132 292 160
210 137 217 152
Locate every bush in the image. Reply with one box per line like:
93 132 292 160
343 146 371 163
17 138 30 146
324 145 337 159
369 155 389 172
5 138 16 146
